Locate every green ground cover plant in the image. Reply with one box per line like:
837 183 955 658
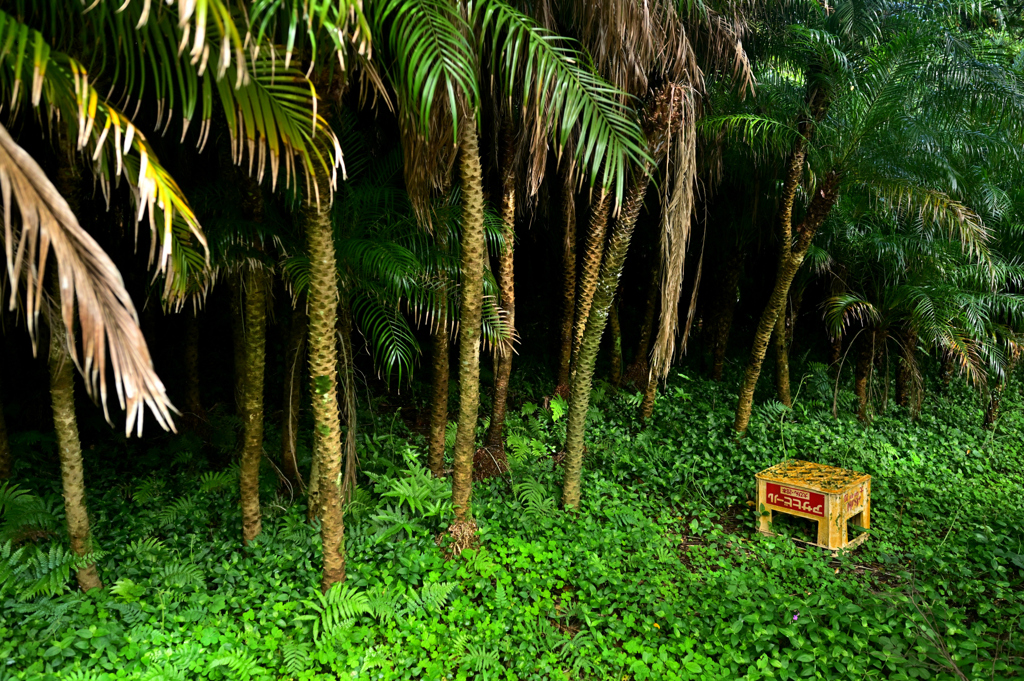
2 368 1022 681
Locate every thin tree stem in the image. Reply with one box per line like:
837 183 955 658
485 127 516 457
556 170 577 395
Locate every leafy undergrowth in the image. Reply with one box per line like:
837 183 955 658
2 371 1023 680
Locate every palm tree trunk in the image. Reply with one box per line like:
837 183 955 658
732 171 838 433
984 384 1004 428
711 251 744 382
774 304 792 407
51 143 100 591
939 355 953 390
240 269 267 545
733 79 832 434
571 191 612 374
608 300 622 387
0 369 10 480
428 286 449 477
228 275 247 418
563 168 649 508
639 370 657 420
452 119 486 524
983 358 1015 428
829 335 843 367
281 302 307 490
855 328 875 422
303 167 346 590
787 287 804 354
555 171 577 396
337 294 358 503
48 293 102 591
485 128 516 455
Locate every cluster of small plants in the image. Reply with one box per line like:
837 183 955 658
1 366 1022 680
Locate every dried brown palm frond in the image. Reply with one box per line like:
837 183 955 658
649 93 698 382
400 109 459 229
675 1 754 97
561 0 671 97
0 10 209 301
0 121 175 436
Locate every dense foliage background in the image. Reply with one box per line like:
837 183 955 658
1 0 1023 679
3 368 1024 679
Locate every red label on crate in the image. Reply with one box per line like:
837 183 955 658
766 483 824 517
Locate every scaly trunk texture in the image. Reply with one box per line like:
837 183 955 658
624 263 660 388
608 300 622 387
0 369 10 480
281 302 307 490
337 294 358 502
571 191 612 374
563 169 649 508
49 293 102 591
451 120 486 523
240 270 267 544
732 170 838 433
228 275 247 418
51 145 101 591
855 328 875 422
303 167 346 590
895 328 914 408
733 80 832 434
774 304 792 407
639 370 657 421
711 251 744 382
428 285 449 477
485 128 516 455
182 311 205 431
555 171 577 395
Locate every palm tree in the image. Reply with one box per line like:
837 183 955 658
556 0 751 506
555 169 578 396
719 2 1020 432
2 1 353 590
281 301 308 490
821 196 1024 421
483 127 517 457
375 0 650 532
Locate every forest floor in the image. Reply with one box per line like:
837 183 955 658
2 366 1024 680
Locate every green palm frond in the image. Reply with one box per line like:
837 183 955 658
134 0 247 83
247 0 372 72
824 293 880 338
24 3 344 202
374 0 478 138
870 180 990 261
698 113 799 162
352 284 421 384
216 54 343 202
477 0 652 203
0 9 209 290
